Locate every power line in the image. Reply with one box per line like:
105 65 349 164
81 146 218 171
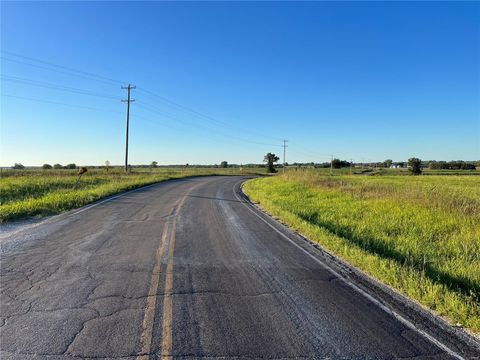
1 50 125 85
1 93 122 114
133 113 280 151
3 50 282 143
1 75 121 100
1 50 293 160
136 87 282 142
283 139 288 173
0 93 257 152
136 102 282 148
288 141 332 158
136 101 282 147
288 148 331 160
1 92 280 151
0 93 225 142
3 50 279 142
3 93 372 164
1 57 123 88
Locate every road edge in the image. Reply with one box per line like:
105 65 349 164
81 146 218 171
234 179 480 359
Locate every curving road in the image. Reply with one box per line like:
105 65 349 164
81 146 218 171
1 176 478 359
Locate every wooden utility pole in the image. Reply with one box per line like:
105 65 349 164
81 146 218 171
122 84 135 172
282 139 288 174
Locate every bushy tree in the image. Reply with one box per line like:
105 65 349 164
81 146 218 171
151 161 158 168
264 153 280 173
42 164 52 169
331 158 342 169
53 163 63 169
331 159 351 168
13 163 25 169
408 157 422 175
64 163 76 169
220 161 228 168
383 159 393 168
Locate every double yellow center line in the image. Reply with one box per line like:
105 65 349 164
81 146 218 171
137 185 199 360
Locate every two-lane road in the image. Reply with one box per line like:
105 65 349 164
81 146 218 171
1 176 478 359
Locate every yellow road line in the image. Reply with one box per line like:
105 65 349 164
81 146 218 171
160 215 177 359
137 221 170 360
138 182 202 359
161 183 202 359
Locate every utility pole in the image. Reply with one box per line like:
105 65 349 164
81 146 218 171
282 139 288 174
350 158 353 175
121 84 135 173
330 155 333 175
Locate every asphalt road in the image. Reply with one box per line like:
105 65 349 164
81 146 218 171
1 176 478 359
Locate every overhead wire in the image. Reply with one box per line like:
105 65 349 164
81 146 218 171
137 87 282 142
1 93 280 151
288 141 332 157
1 94 122 114
136 102 282 148
3 50 369 160
288 149 332 161
3 50 283 147
1 74 122 100
1 50 125 86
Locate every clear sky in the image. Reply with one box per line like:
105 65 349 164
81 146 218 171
1 1 479 166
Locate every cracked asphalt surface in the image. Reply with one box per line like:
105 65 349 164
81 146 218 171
0 176 476 359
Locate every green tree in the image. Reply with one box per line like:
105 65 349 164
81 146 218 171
13 163 25 169
220 161 228 168
331 158 342 169
384 159 393 168
64 163 77 169
264 153 280 173
331 159 351 168
151 161 158 169
53 163 63 169
42 164 53 169
408 157 422 175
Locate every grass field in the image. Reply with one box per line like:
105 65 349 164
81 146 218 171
243 171 480 333
0 167 262 223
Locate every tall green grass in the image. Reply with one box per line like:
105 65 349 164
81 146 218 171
243 171 480 333
0 167 262 222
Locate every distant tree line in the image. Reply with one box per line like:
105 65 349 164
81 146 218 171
10 159 478 172
42 163 77 169
11 163 78 170
119 163 265 169
428 161 477 170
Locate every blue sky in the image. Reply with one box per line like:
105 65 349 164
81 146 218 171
1 1 479 166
